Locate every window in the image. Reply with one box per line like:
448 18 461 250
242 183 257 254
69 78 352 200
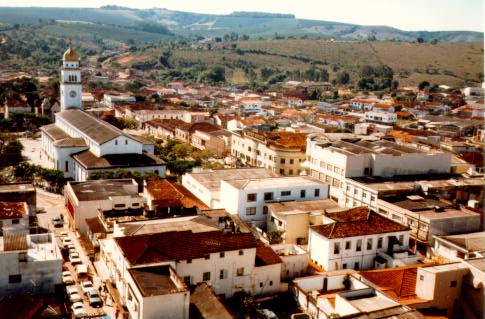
345 241 351 250
239 250 244 256
377 237 383 249
269 281 273 286
12 219 19 225
259 282 263 288
290 159 294 164
314 189 320 197
219 252 225 258
289 169 293 175
354 262 360 270
263 206 268 215
245 207 256 215
280 169 285 175
8 274 21 284
115 140 118 145
371 195 376 202
247 193 257 202
114 204 125 208
354 189 358 195
281 190 291 196
362 192 367 198
367 238 373 250
18 252 27 262
125 139 128 145
187 259 192 264
334 242 340 254
248 146 251 151
419 275 424 281
203 272 211 281
132 203 140 207
300 190 306 198
280 158 285 164
356 239 362 252
237 267 244 276
65 161 69 172
264 192 274 201
450 280 457 287
219 269 226 280
342 263 347 269
399 235 404 245
204 254 210 260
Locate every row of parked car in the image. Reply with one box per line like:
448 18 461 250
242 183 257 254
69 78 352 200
58 232 103 318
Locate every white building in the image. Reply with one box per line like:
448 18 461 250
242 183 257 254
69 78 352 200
0 232 62 297
308 207 415 271
182 168 279 209
100 229 281 318
434 232 485 261
364 110 397 125
305 133 452 200
292 271 422 319
64 179 142 234
231 130 307 176
40 47 165 181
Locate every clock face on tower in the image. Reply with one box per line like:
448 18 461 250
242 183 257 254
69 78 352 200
69 90 77 98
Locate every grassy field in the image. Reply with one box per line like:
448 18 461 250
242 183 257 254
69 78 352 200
118 39 483 87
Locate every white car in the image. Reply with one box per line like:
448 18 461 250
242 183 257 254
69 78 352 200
70 257 82 265
62 238 72 248
66 285 78 295
81 280 94 294
75 264 88 276
69 291 82 303
71 302 87 318
62 271 74 285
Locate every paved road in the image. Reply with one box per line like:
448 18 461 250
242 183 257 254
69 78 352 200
20 137 53 169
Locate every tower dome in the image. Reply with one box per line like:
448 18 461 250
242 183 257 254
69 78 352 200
63 47 80 62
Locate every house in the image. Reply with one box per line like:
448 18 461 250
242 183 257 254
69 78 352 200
0 232 62 297
143 119 186 140
271 244 309 280
231 130 307 176
351 98 378 111
0 183 36 215
267 199 342 244
175 122 221 144
364 110 397 125
308 207 416 271
292 271 423 319
0 202 29 235
434 232 485 261
100 229 281 319
40 47 165 181
191 129 232 157
377 193 481 245
219 176 329 226
64 179 143 234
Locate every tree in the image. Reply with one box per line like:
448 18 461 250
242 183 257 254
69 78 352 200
198 65 225 84
418 81 430 91
0 135 24 168
336 71 350 85
267 230 284 244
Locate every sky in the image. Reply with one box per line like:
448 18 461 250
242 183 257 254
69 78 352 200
0 0 483 32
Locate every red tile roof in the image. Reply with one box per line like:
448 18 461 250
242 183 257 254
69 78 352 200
311 207 409 239
256 242 282 266
0 201 27 220
145 119 187 132
116 230 258 266
146 179 208 210
360 266 422 302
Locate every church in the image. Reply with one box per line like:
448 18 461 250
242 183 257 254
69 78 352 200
40 47 165 181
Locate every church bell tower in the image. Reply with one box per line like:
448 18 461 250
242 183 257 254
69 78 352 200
60 46 82 111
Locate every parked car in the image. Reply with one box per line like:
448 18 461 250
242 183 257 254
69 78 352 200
62 237 72 248
62 271 74 285
71 302 87 318
256 309 278 319
68 291 82 303
65 285 78 295
81 280 94 294
51 216 64 228
87 290 103 308
75 264 88 276
70 256 82 265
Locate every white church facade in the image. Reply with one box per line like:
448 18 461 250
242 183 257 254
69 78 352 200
40 47 165 181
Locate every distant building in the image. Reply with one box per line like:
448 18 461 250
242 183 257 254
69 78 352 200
434 232 485 261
